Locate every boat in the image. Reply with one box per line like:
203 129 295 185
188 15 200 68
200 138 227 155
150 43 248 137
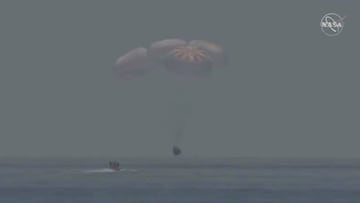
108 161 120 171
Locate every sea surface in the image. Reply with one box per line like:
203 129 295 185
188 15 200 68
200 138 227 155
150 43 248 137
1 158 360 203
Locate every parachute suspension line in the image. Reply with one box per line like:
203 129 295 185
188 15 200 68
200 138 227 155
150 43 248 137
168 80 195 156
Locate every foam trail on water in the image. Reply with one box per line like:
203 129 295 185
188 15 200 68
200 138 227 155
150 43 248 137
82 168 138 174
82 168 117 173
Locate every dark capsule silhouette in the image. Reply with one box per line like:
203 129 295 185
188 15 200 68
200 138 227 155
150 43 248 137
172 145 182 156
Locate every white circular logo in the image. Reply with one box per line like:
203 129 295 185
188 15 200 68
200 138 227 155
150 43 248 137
320 13 345 37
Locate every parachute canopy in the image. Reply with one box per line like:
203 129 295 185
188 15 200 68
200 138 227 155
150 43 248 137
113 38 226 79
112 47 155 80
112 38 226 156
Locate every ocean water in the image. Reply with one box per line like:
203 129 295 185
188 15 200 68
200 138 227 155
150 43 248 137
1 158 360 203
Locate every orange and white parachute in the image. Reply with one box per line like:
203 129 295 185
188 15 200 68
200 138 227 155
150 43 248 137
112 39 226 156
113 39 226 79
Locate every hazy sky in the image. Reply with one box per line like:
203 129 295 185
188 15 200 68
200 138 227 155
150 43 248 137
0 1 359 158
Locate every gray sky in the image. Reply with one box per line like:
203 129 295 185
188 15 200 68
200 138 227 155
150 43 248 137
0 1 359 158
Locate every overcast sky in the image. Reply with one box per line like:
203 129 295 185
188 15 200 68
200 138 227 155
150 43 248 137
0 0 359 158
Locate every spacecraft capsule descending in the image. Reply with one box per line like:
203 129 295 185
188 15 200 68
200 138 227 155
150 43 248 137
113 38 226 156
173 145 182 156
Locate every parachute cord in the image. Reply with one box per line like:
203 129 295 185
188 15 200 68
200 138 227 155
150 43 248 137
167 80 195 152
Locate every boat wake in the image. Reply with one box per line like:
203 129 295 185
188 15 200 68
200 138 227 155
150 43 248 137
82 168 137 174
82 168 117 173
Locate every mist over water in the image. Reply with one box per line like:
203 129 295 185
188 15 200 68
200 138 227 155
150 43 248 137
1 158 360 203
1 0 360 202
0 0 359 158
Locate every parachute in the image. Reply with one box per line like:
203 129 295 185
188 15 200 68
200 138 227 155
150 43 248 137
113 39 226 156
112 47 154 80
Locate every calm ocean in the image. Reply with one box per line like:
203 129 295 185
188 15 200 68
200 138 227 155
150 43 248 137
0 158 359 203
